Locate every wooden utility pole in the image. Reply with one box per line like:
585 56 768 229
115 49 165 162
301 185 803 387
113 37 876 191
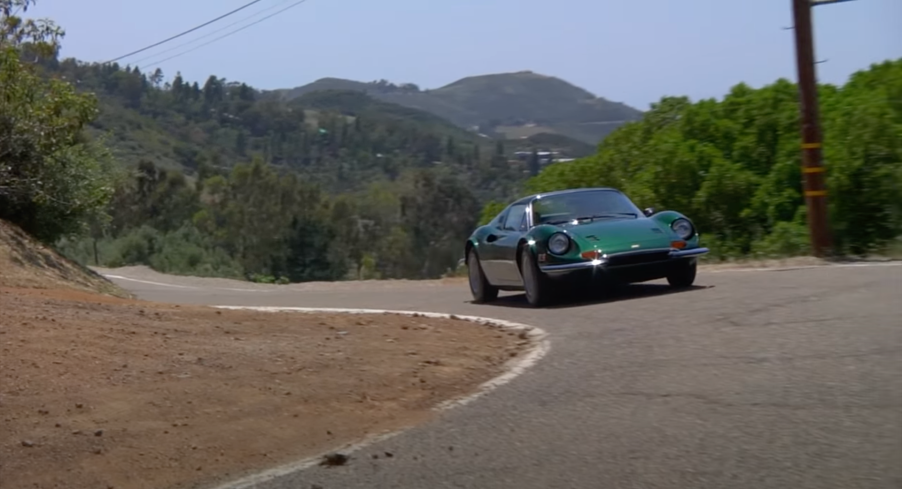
791 0 832 256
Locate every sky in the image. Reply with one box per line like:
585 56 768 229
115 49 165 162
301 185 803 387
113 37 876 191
26 0 902 110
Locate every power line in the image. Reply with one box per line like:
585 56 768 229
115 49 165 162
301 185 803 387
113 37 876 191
104 0 267 64
139 0 309 71
129 0 296 66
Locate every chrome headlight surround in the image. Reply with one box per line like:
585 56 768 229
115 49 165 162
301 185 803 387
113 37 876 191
671 218 695 240
547 232 571 255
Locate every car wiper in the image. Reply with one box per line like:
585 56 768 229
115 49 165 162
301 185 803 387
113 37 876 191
544 213 636 225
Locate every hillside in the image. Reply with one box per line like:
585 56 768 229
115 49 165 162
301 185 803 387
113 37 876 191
272 71 644 144
290 89 486 141
26 56 604 283
506 132 597 158
40 61 496 193
37 63 588 200
0 219 130 298
10 24 619 285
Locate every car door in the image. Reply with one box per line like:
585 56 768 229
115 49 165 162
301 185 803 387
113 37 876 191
480 203 528 286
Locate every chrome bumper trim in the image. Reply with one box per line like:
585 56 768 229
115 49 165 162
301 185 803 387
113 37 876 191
670 247 710 259
539 247 709 274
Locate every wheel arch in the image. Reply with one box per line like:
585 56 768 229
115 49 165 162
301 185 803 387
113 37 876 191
465 236 485 260
515 237 533 270
651 210 692 227
651 210 701 244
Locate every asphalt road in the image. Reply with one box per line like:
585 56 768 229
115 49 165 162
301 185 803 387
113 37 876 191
102 264 902 489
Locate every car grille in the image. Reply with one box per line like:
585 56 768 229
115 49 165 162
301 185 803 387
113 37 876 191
605 250 671 267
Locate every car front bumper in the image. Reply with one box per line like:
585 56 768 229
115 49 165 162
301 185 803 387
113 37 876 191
539 247 709 275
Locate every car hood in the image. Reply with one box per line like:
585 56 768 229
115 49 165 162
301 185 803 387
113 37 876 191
558 218 675 253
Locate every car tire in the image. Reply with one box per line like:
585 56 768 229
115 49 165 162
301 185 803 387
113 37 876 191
519 246 552 308
666 259 697 288
467 249 499 303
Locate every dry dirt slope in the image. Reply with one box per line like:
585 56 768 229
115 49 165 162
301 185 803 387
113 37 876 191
0 220 131 298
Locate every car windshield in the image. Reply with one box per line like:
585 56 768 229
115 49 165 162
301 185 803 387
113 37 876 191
531 189 642 225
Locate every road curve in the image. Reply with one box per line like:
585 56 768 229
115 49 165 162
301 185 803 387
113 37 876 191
101 264 902 489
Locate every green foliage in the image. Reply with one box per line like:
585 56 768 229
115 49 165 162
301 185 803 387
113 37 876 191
520 60 902 258
63 157 481 282
0 0 118 243
57 223 245 279
28 45 526 281
32 59 530 202
398 169 481 278
1 0 60 56
478 200 507 225
751 220 810 257
283 213 347 283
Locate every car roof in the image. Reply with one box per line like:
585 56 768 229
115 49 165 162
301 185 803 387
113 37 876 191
511 187 621 206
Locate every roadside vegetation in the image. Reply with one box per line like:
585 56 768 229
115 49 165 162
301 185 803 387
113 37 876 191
0 0 121 243
521 61 902 260
2 1 899 285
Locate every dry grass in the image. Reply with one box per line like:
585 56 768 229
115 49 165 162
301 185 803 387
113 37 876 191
0 220 131 298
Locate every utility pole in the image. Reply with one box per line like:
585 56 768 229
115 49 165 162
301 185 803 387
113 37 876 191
791 0 832 257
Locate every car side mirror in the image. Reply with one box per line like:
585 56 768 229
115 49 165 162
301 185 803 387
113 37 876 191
643 207 655 217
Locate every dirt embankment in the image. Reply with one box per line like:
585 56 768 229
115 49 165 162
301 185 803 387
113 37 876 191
0 220 131 298
0 220 532 489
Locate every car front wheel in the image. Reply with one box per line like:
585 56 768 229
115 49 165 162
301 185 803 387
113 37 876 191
666 259 697 288
519 246 553 307
467 249 499 303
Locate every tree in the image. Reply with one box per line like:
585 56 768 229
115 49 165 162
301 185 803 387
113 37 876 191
150 67 163 87
520 61 902 258
0 0 118 242
399 169 480 277
283 214 347 282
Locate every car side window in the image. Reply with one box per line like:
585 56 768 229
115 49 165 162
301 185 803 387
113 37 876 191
491 209 508 228
501 204 528 232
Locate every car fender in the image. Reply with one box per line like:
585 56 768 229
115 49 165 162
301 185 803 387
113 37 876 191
464 225 493 258
522 224 563 253
650 210 701 245
464 236 479 258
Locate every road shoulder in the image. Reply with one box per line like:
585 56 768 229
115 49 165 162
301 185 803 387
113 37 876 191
0 287 533 489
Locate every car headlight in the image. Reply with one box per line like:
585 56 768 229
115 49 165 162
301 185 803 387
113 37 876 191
547 233 571 255
671 218 694 240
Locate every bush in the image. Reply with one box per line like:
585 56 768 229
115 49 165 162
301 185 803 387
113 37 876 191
0 5 118 243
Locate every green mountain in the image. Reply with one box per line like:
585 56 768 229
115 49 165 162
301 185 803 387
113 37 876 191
507 132 597 158
23 57 540 282
270 71 644 144
39 60 551 199
13 49 633 284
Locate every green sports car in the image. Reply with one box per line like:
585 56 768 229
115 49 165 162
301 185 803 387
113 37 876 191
464 187 709 307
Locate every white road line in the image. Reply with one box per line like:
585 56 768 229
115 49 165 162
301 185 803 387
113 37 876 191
210 306 550 489
102 274 197 289
704 261 901 273
101 274 265 292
